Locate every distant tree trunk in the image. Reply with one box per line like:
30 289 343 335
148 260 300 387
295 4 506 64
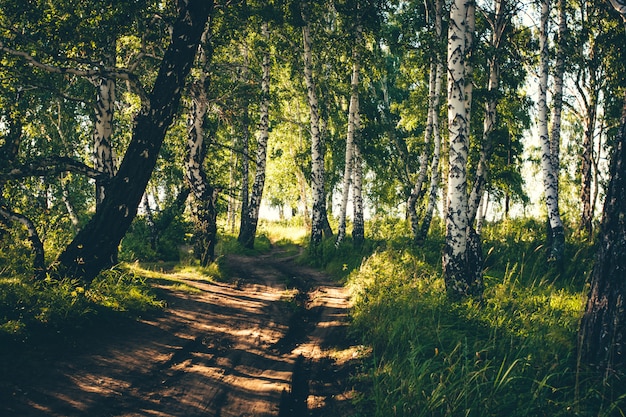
418 0 444 243
408 60 436 239
227 137 239 233
186 28 219 266
538 0 565 262
142 193 158 251
550 0 566 194
337 46 360 246
238 42 251 235
578 90 626 380
576 66 599 237
92 40 117 211
443 0 482 299
56 0 213 282
353 128 364 248
61 179 81 233
301 0 326 252
239 21 271 249
468 0 506 225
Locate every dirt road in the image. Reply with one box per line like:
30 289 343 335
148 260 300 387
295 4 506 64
2 248 359 416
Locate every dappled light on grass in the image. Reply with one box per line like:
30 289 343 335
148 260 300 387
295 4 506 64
347 232 616 417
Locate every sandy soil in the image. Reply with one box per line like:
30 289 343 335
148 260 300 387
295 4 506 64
2 248 360 417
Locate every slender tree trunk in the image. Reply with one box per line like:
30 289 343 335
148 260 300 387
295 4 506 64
408 61 436 238
337 47 360 246
352 125 364 248
418 0 444 243
301 0 326 252
578 91 626 380
239 22 271 249
61 177 80 232
227 135 239 233
550 0 566 189
579 74 598 237
142 193 158 251
56 0 213 282
238 43 251 235
538 0 565 262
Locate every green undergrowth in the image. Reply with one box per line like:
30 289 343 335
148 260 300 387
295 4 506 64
0 268 164 348
346 219 622 417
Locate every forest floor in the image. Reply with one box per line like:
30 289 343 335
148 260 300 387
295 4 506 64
2 246 362 417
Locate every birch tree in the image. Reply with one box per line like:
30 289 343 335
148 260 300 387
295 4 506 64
417 0 444 243
301 0 327 251
443 0 483 299
185 26 219 266
578 0 626 378
538 0 565 262
56 0 213 281
336 33 361 246
239 21 271 249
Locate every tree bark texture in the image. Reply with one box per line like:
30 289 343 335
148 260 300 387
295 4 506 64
578 94 626 379
352 130 365 248
444 0 478 299
538 0 565 262
337 48 360 246
186 28 219 265
92 40 117 210
238 42 251 237
301 0 326 251
468 0 505 225
239 21 271 249
408 60 436 240
56 0 213 282
418 0 444 243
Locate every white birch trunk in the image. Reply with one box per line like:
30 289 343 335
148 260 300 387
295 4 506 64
538 0 565 261
301 0 326 249
407 60 436 238
443 0 470 297
337 49 360 246
550 0 566 176
92 43 116 210
352 113 364 247
419 57 444 242
468 0 504 224
239 21 271 248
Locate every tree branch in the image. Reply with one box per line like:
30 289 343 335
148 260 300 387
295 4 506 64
0 41 150 106
1 157 109 181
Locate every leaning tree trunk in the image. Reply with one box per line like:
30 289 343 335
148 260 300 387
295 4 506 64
239 21 271 249
579 71 599 237
337 46 360 246
56 0 213 282
538 0 565 262
578 87 626 381
301 0 326 252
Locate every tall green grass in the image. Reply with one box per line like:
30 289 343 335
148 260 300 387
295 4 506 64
347 219 623 417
